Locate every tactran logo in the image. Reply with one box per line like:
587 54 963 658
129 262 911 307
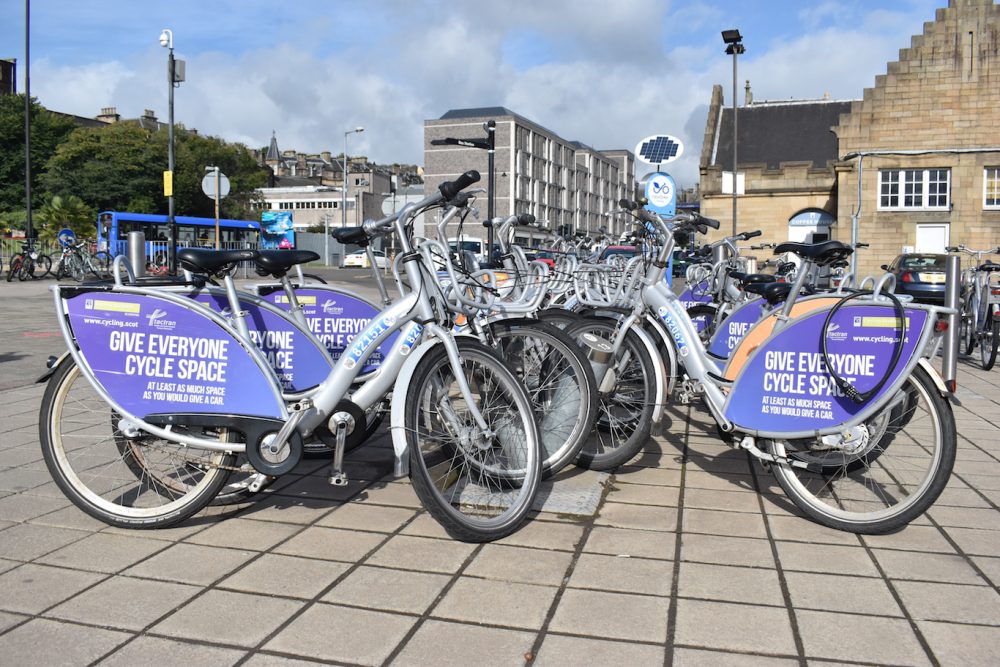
322 299 343 315
826 323 849 341
146 307 177 331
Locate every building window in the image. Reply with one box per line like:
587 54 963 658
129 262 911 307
986 167 1000 209
878 169 950 210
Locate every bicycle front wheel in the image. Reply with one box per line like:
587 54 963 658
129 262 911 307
491 320 597 478
6 256 21 282
17 257 34 281
767 365 955 534
39 357 235 528
981 312 999 371
405 338 542 542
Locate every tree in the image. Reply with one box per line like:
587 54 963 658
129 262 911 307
34 194 96 245
0 94 77 221
166 130 268 220
40 123 162 213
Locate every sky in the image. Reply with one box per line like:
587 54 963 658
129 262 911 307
1 0 947 188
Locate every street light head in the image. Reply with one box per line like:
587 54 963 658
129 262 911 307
354 126 365 133
159 29 172 48
721 29 742 45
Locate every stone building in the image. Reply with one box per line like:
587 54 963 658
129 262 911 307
700 0 1000 275
424 107 636 242
833 0 1000 273
254 133 394 230
700 89 853 249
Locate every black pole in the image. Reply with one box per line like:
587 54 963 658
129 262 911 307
24 0 32 240
167 48 176 273
486 120 495 261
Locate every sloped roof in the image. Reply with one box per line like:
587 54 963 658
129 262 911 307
712 100 854 171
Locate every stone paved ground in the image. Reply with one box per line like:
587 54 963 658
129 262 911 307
1 274 999 665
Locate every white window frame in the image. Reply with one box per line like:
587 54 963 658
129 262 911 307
985 167 1000 210
877 168 951 211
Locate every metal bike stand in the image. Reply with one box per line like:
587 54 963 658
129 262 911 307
943 254 960 392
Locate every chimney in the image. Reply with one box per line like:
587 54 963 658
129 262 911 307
142 109 157 121
96 106 120 123
744 80 752 106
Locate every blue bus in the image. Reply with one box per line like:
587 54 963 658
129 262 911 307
97 211 261 259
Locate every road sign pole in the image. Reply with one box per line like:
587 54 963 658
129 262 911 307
214 168 220 249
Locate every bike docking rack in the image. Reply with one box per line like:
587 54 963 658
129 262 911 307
943 254 960 391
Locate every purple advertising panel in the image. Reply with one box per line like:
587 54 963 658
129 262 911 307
269 288 398 374
66 292 283 419
679 281 713 333
187 293 333 392
724 305 927 433
708 298 770 358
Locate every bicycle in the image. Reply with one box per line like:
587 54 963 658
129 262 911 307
6 240 52 281
566 201 956 533
55 241 111 281
39 170 544 542
947 244 1000 370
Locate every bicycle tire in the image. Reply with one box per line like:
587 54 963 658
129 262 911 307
767 365 955 534
35 253 53 279
490 319 598 478
92 251 112 278
981 312 999 371
686 304 718 340
563 316 656 470
962 293 977 355
39 357 235 528
6 256 21 282
535 307 581 329
17 257 34 281
405 338 542 542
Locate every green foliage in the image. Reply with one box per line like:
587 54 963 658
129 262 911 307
0 95 77 218
34 194 96 245
41 123 162 214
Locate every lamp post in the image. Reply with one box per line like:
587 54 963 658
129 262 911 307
159 28 178 272
722 29 745 237
342 127 364 230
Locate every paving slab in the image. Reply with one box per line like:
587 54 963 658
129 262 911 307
1 275 998 666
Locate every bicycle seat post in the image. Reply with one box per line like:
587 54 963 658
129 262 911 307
775 257 816 327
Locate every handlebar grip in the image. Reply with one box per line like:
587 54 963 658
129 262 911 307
696 223 709 235
855 243 870 249
700 216 721 230
743 229 762 239
517 213 536 226
945 246 957 252
438 170 481 200
618 198 637 211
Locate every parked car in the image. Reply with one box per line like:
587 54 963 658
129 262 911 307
882 253 947 303
598 245 640 263
343 249 389 269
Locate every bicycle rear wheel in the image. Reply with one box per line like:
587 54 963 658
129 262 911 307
767 365 955 534
981 312 999 371
92 251 112 278
39 357 234 528
491 319 597 478
405 338 541 542
961 293 977 355
17 257 34 281
35 254 53 278
563 316 656 470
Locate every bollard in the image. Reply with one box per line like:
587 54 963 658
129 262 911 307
942 254 960 393
127 231 146 278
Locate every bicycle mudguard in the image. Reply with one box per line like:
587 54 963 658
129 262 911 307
186 291 333 393
60 289 284 420
707 298 770 358
257 285 398 374
723 303 931 436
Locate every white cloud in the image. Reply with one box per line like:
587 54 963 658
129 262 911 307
20 0 944 190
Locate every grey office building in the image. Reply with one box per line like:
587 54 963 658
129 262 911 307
424 107 636 241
